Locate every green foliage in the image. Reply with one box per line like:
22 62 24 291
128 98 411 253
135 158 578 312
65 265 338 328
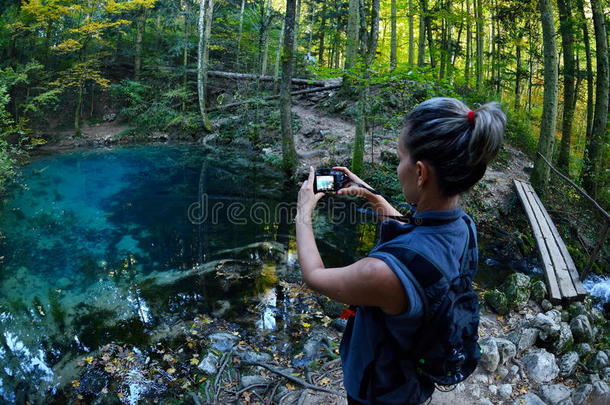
504 108 537 158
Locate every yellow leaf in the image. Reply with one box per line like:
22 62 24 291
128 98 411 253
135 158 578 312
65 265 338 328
190 358 200 365
319 377 331 386
85 356 94 364
167 368 176 374
302 322 311 328
72 380 80 388
286 383 295 390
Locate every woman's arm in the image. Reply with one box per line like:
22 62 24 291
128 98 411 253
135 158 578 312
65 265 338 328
296 167 407 315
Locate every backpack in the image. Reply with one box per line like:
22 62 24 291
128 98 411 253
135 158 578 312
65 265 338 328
358 215 481 403
401 216 481 387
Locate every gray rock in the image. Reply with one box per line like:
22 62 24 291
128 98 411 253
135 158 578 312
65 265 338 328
540 384 571 404
546 309 563 324
488 384 498 396
480 399 494 405
601 367 610 381
522 348 560 383
530 280 547 303
533 313 561 341
552 322 574 354
209 332 240 352
590 351 609 371
480 337 500 372
198 352 219 374
591 381 610 405
498 384 513 399
568 302 588 320
558 351 580 377
496 338 517 365
589 308 605 325
510 328 540 353
239 350 272 363
484 289 509 314
240 375 268 388
512 393 548 405
575 343 593 357
572 384 593 405
541 299 553 311
589 373 601 383
570 315 594 343
496 366 509 380
502 272 531 309
561 310 571 322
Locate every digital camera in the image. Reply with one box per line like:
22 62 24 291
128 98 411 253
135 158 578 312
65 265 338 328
314 168 349 193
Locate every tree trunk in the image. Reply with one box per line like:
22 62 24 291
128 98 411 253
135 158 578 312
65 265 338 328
556 0 576 173
465 0 471 85
345 0 360 71
578 0 594 143
74 85 83 136
352 93 366 175
425 0 435 67
197 0 213 131
390 0 397 69
281 0 298 174
531 0 559 194
135 7 146 80
182 0 190 112
408 0 414 66
581 0 609 197
274 21 285 92
475 0 484 90
366 0 380 64
261 0 272 76
318 3 327 65
528 37 535 112
514 41 522 110
417 3 426 66
236 0 246 70
293 0 302 53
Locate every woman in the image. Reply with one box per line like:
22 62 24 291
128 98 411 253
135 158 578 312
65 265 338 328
295 97 506 405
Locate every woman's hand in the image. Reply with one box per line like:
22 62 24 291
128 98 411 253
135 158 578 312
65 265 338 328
296 166 325 222
332 166 378 201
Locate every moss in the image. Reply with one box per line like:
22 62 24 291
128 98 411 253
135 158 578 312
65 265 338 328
484 289 509 314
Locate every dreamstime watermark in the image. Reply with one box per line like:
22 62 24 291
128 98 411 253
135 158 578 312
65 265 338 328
187 193 377 225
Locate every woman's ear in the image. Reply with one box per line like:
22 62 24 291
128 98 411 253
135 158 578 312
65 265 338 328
416 160 429 188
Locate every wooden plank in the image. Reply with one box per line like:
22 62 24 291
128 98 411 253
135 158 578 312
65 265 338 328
529 187 588 297
514 180 562 302
520 182 579 300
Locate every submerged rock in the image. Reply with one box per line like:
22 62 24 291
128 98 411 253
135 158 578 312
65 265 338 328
198 352 219 374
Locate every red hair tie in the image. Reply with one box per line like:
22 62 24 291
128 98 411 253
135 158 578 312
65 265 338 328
467 110 476 125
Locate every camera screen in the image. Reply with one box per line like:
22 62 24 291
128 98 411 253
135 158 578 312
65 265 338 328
316 175 335 191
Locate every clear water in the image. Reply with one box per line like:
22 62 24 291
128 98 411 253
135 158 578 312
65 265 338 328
0 144 376 401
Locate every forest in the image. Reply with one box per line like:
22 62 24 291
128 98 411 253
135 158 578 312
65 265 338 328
0 0 609 403
0 0 608 199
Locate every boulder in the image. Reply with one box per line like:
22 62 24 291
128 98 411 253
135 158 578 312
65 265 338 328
498 384 513 399
558 351 580 377
479 337 500 373
551 322 574 354
495 338 517 365
575 343 593 357
512 393 548 405
572 384 593 405
530 280 547 303
533 313 561 341
590 351 610 371
541 299 553 311
591 381 610 405
540 384 571 404
570 315 594 343
508 328 540 353
198 352 219 374
501 273 531 309
522 348 560 383
484 289 509 314
568 302 588 320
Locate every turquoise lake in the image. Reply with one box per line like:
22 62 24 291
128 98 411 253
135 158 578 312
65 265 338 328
0 144 374 401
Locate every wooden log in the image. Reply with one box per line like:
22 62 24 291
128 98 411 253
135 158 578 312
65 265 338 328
514 180 562 302
207 84 341 112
